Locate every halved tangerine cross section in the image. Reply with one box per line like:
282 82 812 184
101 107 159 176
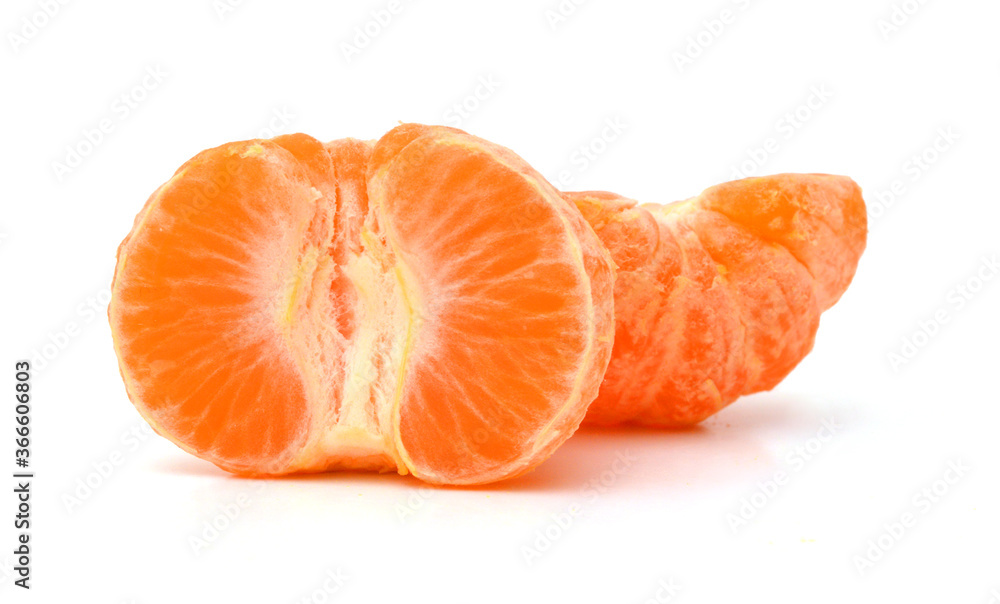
109 125 615 484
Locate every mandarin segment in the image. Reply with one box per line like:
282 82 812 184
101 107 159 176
567 173 866 427
367 125 615 484
110 139 320 474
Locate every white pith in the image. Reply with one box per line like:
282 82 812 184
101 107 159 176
284 224 417 474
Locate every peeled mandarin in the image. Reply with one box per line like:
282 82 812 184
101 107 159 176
567 174 867 426
109 126 615 484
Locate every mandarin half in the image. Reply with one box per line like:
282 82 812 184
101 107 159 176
109 126 615 484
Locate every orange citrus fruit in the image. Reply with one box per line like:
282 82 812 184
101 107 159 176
109 126 614 484
567 174 867 426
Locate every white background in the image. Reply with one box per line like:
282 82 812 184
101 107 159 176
2 0 999 602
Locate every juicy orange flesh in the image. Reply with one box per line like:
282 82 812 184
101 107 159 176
112 126 615 482
374 135 591 481
111 142 317 472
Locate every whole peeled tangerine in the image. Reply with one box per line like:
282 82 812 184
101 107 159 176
109 121 866 484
